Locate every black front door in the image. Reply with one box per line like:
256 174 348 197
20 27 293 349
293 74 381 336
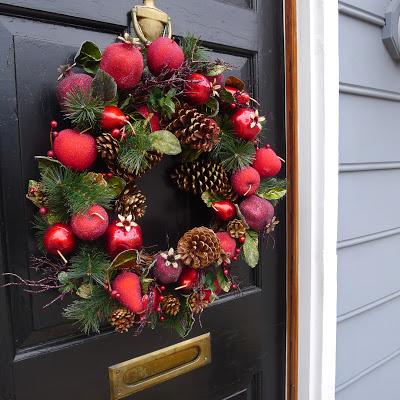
0 1 286 399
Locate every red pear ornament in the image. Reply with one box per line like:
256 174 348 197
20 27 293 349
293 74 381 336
230 108 265 141
105 215 143 258
100 106 128 131
43 223 76 261
211 200 236 221
176 267 199 292
112 272 144 313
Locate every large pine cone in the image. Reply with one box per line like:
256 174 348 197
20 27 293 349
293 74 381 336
166 104 219 152
177 227 221 269
161 294 181 317
114 183 147 220
171 160 236 200
109 307 135 333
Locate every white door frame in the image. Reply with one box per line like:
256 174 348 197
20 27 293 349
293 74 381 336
295 0 339 399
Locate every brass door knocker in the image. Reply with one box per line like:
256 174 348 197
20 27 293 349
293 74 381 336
132 0 172 44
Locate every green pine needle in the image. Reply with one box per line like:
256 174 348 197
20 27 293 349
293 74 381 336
181 34 207 62
64 89 104 130
63 285 116 334
118 121 153 174
211 118 256 172
40 166 115 221
32 214 50 253
67 245 110 285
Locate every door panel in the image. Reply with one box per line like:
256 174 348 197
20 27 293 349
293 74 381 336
0 1 286 399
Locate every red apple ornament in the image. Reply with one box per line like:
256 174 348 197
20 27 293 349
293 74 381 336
147 37 184 76
106 215 143 258
239 195 275 232
53 129 97 171
43 223 76 258
100 106 127 131
56 72 93 110
70 204 109 241
100 43 144 90
253 145 282 177
230 108 265 141
212 200 236 221
184 73 213 105
231 166 260 196
112 272 144 313
176 267 199 292
215 231 236 259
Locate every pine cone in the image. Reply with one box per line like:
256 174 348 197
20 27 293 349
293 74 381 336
114 183 147 220
161 294 181 317
227 219 247 238
109 307 135 333
177 227 221 269
188 291 209 314
171 160 237 200
166 104 219 152
96 133 120 164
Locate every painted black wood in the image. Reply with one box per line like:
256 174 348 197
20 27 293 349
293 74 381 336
0 1 286 399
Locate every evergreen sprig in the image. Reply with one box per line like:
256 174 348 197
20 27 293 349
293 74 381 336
63 286 116 334
118 121 153 174
67 245 110 285
32 214 50 253
64 89 104 130
41 166 114 221
211 117 256 172
148 87 177 119
181 34 207 62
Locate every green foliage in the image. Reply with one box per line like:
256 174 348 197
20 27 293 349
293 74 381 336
91 70 117 103
211 121 256 172
257 178 287 201
74 41 102 75
149 130 182 155
63 89 104 130
243 230 259 268
216 267 231 292
32 214 50 253
40 166 115 221
63 285 116 334
118 121 153 174
67 245 110 285
148 88 177 119
201 191 224 207
162 299 195 338
181 34 207 62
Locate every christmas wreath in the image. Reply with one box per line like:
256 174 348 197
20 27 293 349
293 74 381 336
4 33 286 337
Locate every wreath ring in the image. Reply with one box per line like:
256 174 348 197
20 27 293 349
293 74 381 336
3 33 286 337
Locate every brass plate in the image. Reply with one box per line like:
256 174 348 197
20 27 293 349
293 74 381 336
108 333 211 399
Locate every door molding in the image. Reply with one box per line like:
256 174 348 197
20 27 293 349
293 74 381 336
288 0 339 399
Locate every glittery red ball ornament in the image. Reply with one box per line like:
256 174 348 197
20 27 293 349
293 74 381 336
43 223 76 256
53 129 97 171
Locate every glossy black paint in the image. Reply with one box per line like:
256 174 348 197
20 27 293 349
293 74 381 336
0 1 286 399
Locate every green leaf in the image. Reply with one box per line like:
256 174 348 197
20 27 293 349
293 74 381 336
104 175 126 197
141 278 154 293
35 156 64 174
76 283 94 299
149 130 182 155
91 70 117 103
58 271 70 285
216 267 231 292
219 88 235 104
110 249 139 270
74 41 102 74
206 64 228 76
243 230 259 268
26 180 43 207
205 97 219 118
201 191 223 208
256 178 287 201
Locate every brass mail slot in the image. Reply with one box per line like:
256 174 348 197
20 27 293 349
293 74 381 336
108 333 211 399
